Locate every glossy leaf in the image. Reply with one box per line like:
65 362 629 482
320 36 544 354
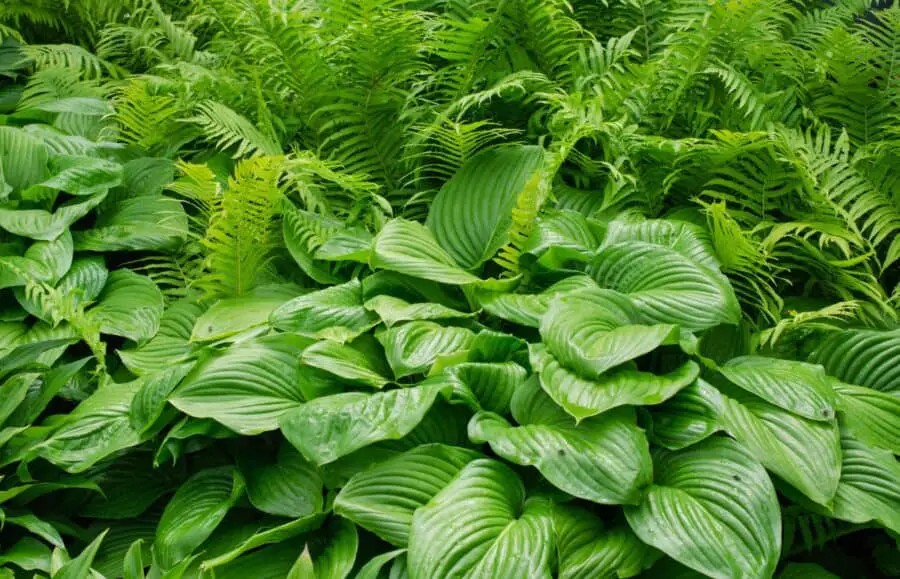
242 444 324 518
378 321 475 378
270 280 379 342
833 381 900 454
371 219 479 285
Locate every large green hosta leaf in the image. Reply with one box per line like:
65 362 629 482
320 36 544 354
280 382 453 466
371 219 479 285
426 145 544 270
378 321 475 378
73 195 189 251
587 242 739 332
469 385 651 505
407 459 554 579
38 380 144 473
241 444 324 518
718 356 836 421
711 386 841 507
334 444 481 546
436 361 526 414
87 269 164 343
364 294 474 327
117 295 203 376
154 466 245 570
191 285 298 342
830 433 900 534
532 344 699 421
128 362 196 435
833 382 900 454
22 229 73 284
602 217 722 271
41 154 122 196
624 437 781 579
0 193 106 240
539 289 678 379
554 504 660 579
301 339 391 389
270 280 379 342
169 334 308 435
808 329 900 392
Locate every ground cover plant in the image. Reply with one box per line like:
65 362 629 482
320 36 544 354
0 0 898 577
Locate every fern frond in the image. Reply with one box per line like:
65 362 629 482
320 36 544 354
19 44 117 79
188 100 281 158
782 507 866 557
197 155 285 299
758 300 859 350
112 79 184 153
494 171 543 274
16 68 106 112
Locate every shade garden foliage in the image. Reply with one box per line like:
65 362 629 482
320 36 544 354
0 0 898 577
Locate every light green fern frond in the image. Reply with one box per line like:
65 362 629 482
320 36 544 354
113 79 184 153
189 100 281 159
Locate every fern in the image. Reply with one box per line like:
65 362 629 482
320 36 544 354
112 79 184 154
189 100 281 158
196 155 285 299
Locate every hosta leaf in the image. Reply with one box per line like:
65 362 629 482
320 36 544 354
0 537 51 573
128 362 196 435
241 444 324 518
624 437 781 579
371 219 480 285
41 154 122 196
191 285 297 342
280 381 453 465
520 209 601 268
602 217 721 271
532 344 699 421
407 459 554 579
426 145 544 269
0 254 53 289
540 289 678 379
8 358 89 426
354 549 407 579
334 444 481 546
118 336 195 377
833 382 900 453
38 380 143 473
648 380 721 450
377 321 475 378
56 256 107 308
301 339 391 388
207 542 306 579
154 466 245 570
439 361 527 414
554 504 660 579
0 373 40 429
270 280 379 342
587 242 740 332
122 157 175 197
808 329 900 392
302 516 358 579
314 228 373 262
80 454 181 519
169 334 308 435
364 294 474 327
713 390 841 507
719 356 836 421
54 530 106 579
3 512 65 548
0 193 106 240
476 291 552 328
123 539 144 579
0 126 49 190
199 514 327 572
23 229 73 284
469 406 652 505
830 433 900 534
87 269 164 343
73 195 189 251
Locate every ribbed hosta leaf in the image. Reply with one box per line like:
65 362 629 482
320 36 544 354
371 219 479 285
477 291 552 327
355 549 407 579
301 339 391 388
532 344 699 421
469 406 651 505
439 361 526 414
540 289 678 379
169 334 308 435
554 504 660 579
407 459 553 579
833 382 900 453
713 390 841 507
241 444 323 518
0 193 106 240
314 228 373 262
603 217 721 271
55 530 106 579
87 269 164 343
0 537 51 573
192 285 298 342
0 373 39 429
719 356 836 421
38 380 143 473
0 126 49 190
73 195 188 251
154 466 245 569
808 329 900 392
80 454 179 519
624 437 781 579
270 280 379 342
364 294 473 327
128 362 196 435
200 514 327 572
282 205 342 285
378 321 475 378
520 210 600 268
830 433 900 534
0 254 53 289
648 380 721 450
426 145 544 269
41 154 122 196
15 254 106 322
334 444 481 546
587 242 740 332
280 382 453 466
23 229 73 284
117 295 202 376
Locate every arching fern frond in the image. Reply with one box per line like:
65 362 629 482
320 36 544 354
188 100 281 158
20 43 118 79
112 79 184 154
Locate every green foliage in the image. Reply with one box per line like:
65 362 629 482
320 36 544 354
0 2 898 578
